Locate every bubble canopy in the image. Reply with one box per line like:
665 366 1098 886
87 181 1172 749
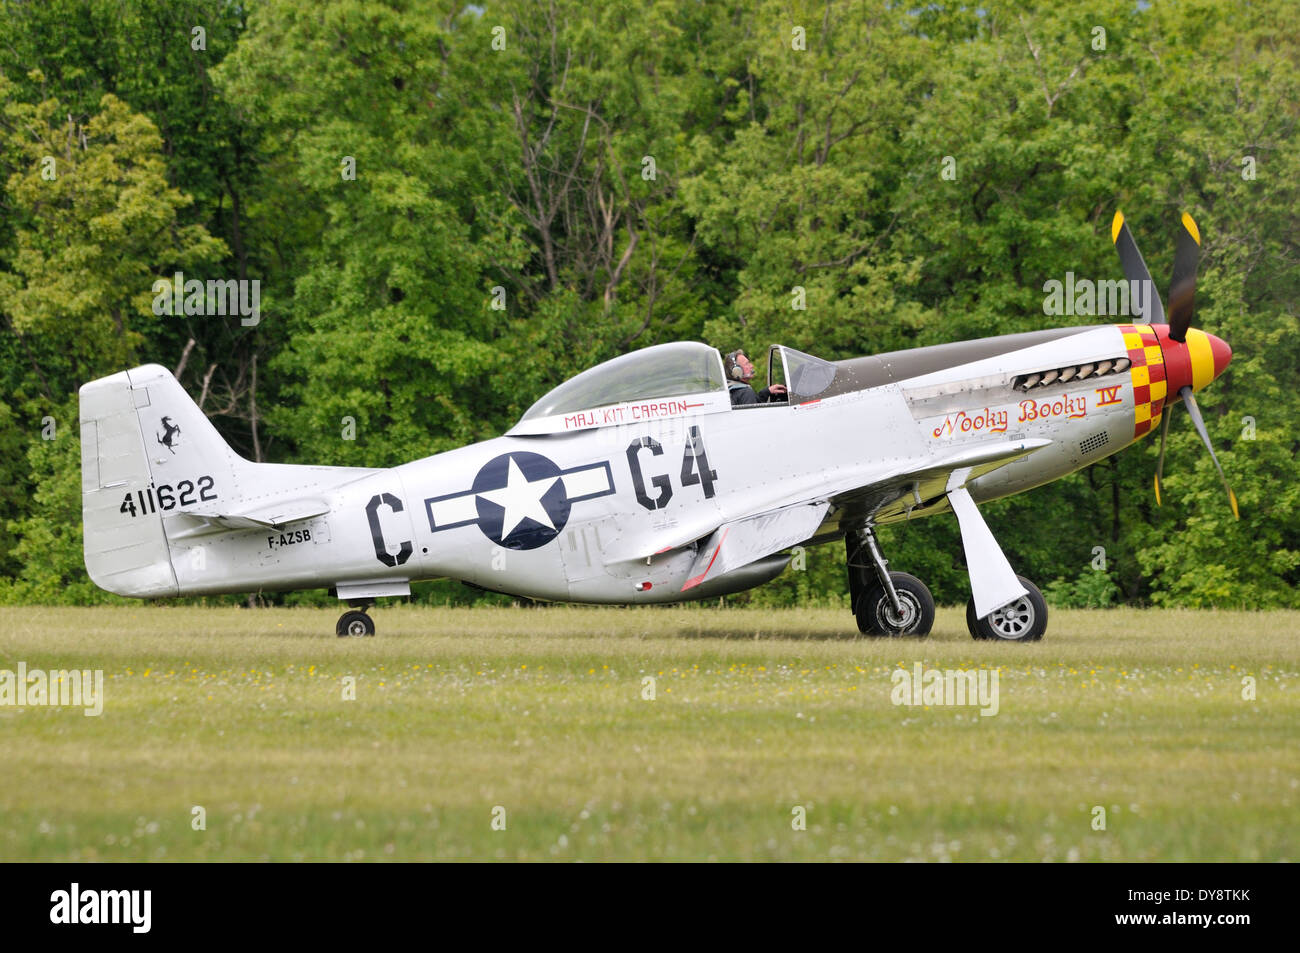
518 342 727 423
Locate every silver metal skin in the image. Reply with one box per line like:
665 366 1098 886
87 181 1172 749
79 324 1163 621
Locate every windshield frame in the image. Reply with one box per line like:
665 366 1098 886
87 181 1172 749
768 344 837 402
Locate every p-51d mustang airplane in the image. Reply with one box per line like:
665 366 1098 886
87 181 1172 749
80 212 1236 640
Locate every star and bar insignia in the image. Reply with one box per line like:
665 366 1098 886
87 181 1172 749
423 451 615 550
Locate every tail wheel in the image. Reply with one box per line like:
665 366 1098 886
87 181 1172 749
336 610 375 638
856 571 934 637
967 575 1047 642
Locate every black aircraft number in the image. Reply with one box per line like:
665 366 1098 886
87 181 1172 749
627 426 718 511
119 475 217 518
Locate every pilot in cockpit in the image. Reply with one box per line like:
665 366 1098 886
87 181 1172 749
723 349 788 406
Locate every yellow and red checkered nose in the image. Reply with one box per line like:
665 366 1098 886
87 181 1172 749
1117 324 1167 437
1115 323 1232 439
1157 325 1232 399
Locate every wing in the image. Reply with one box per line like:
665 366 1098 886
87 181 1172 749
681 500 830 591
812 436 1053 528
612 437 1052 594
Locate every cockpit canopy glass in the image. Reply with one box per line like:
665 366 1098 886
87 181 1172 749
770 345 837 400
519 342 726 422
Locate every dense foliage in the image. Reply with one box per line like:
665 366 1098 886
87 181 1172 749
1 0 1296 608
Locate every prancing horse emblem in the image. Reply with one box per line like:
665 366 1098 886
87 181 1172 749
157 416 181 454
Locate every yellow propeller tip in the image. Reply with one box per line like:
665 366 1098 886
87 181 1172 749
1181 212 1201 246
1111 210 1125 244
1229 489 1239 520
1153 474 1162 506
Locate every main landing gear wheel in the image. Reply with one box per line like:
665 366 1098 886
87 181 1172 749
846 528 933 638
967 575 1047 642
857 571 935 637
336 609 375 638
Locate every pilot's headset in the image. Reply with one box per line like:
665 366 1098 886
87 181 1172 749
724 350 748 381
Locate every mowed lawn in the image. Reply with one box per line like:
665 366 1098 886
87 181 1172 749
0 605 1295 861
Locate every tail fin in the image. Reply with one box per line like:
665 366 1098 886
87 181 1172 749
79 364 248 597
81 364 377 598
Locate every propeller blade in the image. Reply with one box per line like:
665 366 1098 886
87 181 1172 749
1154 402 1174 506
1166 213 1201 343
1111 210 1165 324
1178 385 1240 519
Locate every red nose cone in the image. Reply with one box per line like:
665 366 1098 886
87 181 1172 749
1151 325 1231 399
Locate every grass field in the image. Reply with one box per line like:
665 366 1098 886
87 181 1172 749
0 604 1296 861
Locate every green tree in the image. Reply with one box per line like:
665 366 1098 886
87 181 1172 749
0 80 224 594
681 0 937 368
213 1 530 465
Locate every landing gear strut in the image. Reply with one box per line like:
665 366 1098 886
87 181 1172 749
336 603 376 637
846 528 934 637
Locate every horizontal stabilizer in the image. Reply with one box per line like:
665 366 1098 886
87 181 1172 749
181 498 331 530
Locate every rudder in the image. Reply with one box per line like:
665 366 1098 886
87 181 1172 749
79 364 247 597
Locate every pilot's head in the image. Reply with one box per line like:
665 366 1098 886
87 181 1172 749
724 350 755 383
